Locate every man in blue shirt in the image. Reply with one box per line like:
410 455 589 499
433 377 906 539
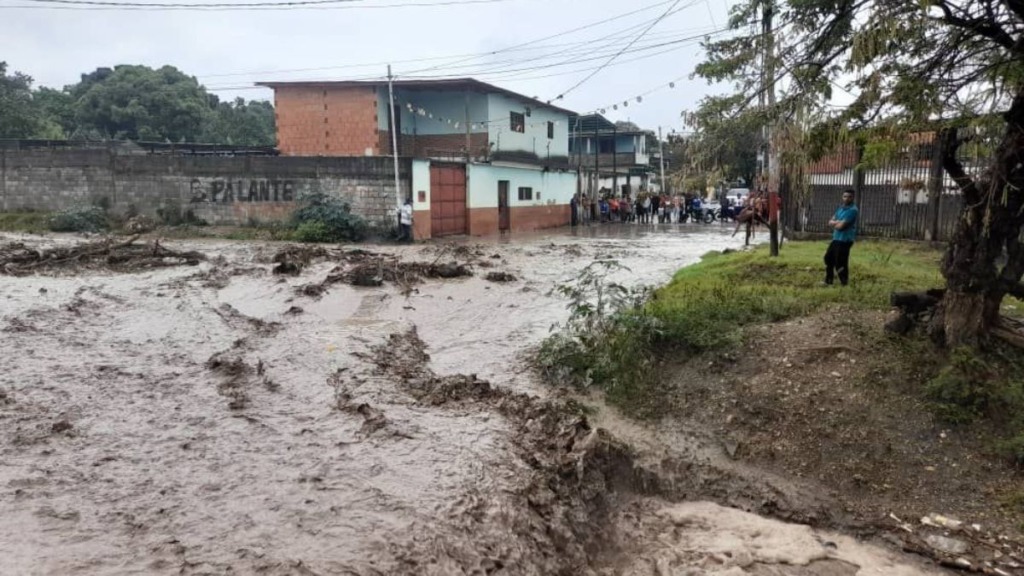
824 189 859 286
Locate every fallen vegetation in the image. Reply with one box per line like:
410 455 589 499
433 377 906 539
0 235 205 275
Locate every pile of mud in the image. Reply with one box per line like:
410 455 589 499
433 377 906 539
661 308 1024 572
357 327 644 574
275 245 475 296
0 236 205 275
354 328 860 574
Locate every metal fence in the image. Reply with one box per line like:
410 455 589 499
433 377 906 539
781 130 991 242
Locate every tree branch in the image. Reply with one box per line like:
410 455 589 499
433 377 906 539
933 0 1021 54
1003 0 1024 22
940 127 983 203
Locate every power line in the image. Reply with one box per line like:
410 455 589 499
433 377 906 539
6 0 508 9
196 26 707 80
400 0 682 76
551 0 688 101
447 6 705 79
204 31 720 92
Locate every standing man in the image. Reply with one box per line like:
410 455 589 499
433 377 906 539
824 189 858 286
399 196 414 242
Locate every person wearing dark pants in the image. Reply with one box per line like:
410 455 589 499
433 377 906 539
824 189 859 286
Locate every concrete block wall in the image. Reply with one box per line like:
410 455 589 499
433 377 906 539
0 149 411 228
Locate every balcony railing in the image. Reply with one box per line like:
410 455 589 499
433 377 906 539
569 152 649 168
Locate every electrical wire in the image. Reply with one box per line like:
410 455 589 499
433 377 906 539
551 0 687 101
4 0 508 9
202 27 725 90
395 0 683 76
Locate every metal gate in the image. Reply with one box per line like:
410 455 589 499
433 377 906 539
430 164 467 237
498 180 510 232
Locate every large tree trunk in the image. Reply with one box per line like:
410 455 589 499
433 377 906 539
939 91 1024 348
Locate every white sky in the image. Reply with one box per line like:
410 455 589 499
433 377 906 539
0 0 737 133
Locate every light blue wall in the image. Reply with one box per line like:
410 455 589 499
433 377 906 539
411 159 431 211
468 164 576 209
487 93 569 158
376 89 489 137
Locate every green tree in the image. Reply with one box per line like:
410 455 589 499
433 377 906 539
698 0 1024 348
73 64 211 141
680 94 762 190
33 87 75 139
201 97 275 146
0 62 43 138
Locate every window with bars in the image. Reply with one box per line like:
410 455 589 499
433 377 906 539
517 186 533 201
510 112 525 133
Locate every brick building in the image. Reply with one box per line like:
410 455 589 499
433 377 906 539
257 78 578 239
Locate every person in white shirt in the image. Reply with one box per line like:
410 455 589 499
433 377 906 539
398 197 414 242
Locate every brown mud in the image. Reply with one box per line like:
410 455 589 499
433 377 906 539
0 227 957 574
662 308 1024 574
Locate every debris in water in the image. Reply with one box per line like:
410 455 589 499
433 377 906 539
0 236 205 275
485 271 517 283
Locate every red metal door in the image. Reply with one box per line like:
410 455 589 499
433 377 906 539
430 164 467 237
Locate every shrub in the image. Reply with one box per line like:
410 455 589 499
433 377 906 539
48 205 108 233
291 192 368 243
925 347 993 424
536 261 663 411
293 221 331 243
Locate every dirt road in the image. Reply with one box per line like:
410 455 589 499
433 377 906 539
0 226 947 575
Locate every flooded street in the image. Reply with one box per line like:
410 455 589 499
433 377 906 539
0 225 946 575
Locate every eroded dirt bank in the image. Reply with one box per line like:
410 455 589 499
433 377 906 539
0 227 950 574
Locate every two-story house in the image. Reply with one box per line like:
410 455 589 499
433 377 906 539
568 113 659 198
257 78 578 239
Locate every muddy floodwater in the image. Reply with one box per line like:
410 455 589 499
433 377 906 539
0 225 946 575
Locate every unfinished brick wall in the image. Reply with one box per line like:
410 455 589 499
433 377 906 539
0 149 411 227
275 86 381 156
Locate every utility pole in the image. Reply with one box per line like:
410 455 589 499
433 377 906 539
762 1 780 256
612 124 618 198
658 126 667 196
387 65 402 214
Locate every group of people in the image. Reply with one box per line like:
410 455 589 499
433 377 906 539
398 185 860 290
571 191 715 226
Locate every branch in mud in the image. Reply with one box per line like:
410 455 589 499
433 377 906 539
0 236 206 275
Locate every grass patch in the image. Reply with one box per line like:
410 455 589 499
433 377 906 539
537 240 946 416
0 212 53 233
649 240 943 351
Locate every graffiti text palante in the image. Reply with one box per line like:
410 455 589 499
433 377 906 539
189 179 296 203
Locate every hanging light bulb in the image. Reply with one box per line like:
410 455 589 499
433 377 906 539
600 109 606 114
637 96 643 103
454 122 460 129
613 105 618 110
623 101 629 107
669 82 675 88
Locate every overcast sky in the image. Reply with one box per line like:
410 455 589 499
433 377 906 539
2 0 736 132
